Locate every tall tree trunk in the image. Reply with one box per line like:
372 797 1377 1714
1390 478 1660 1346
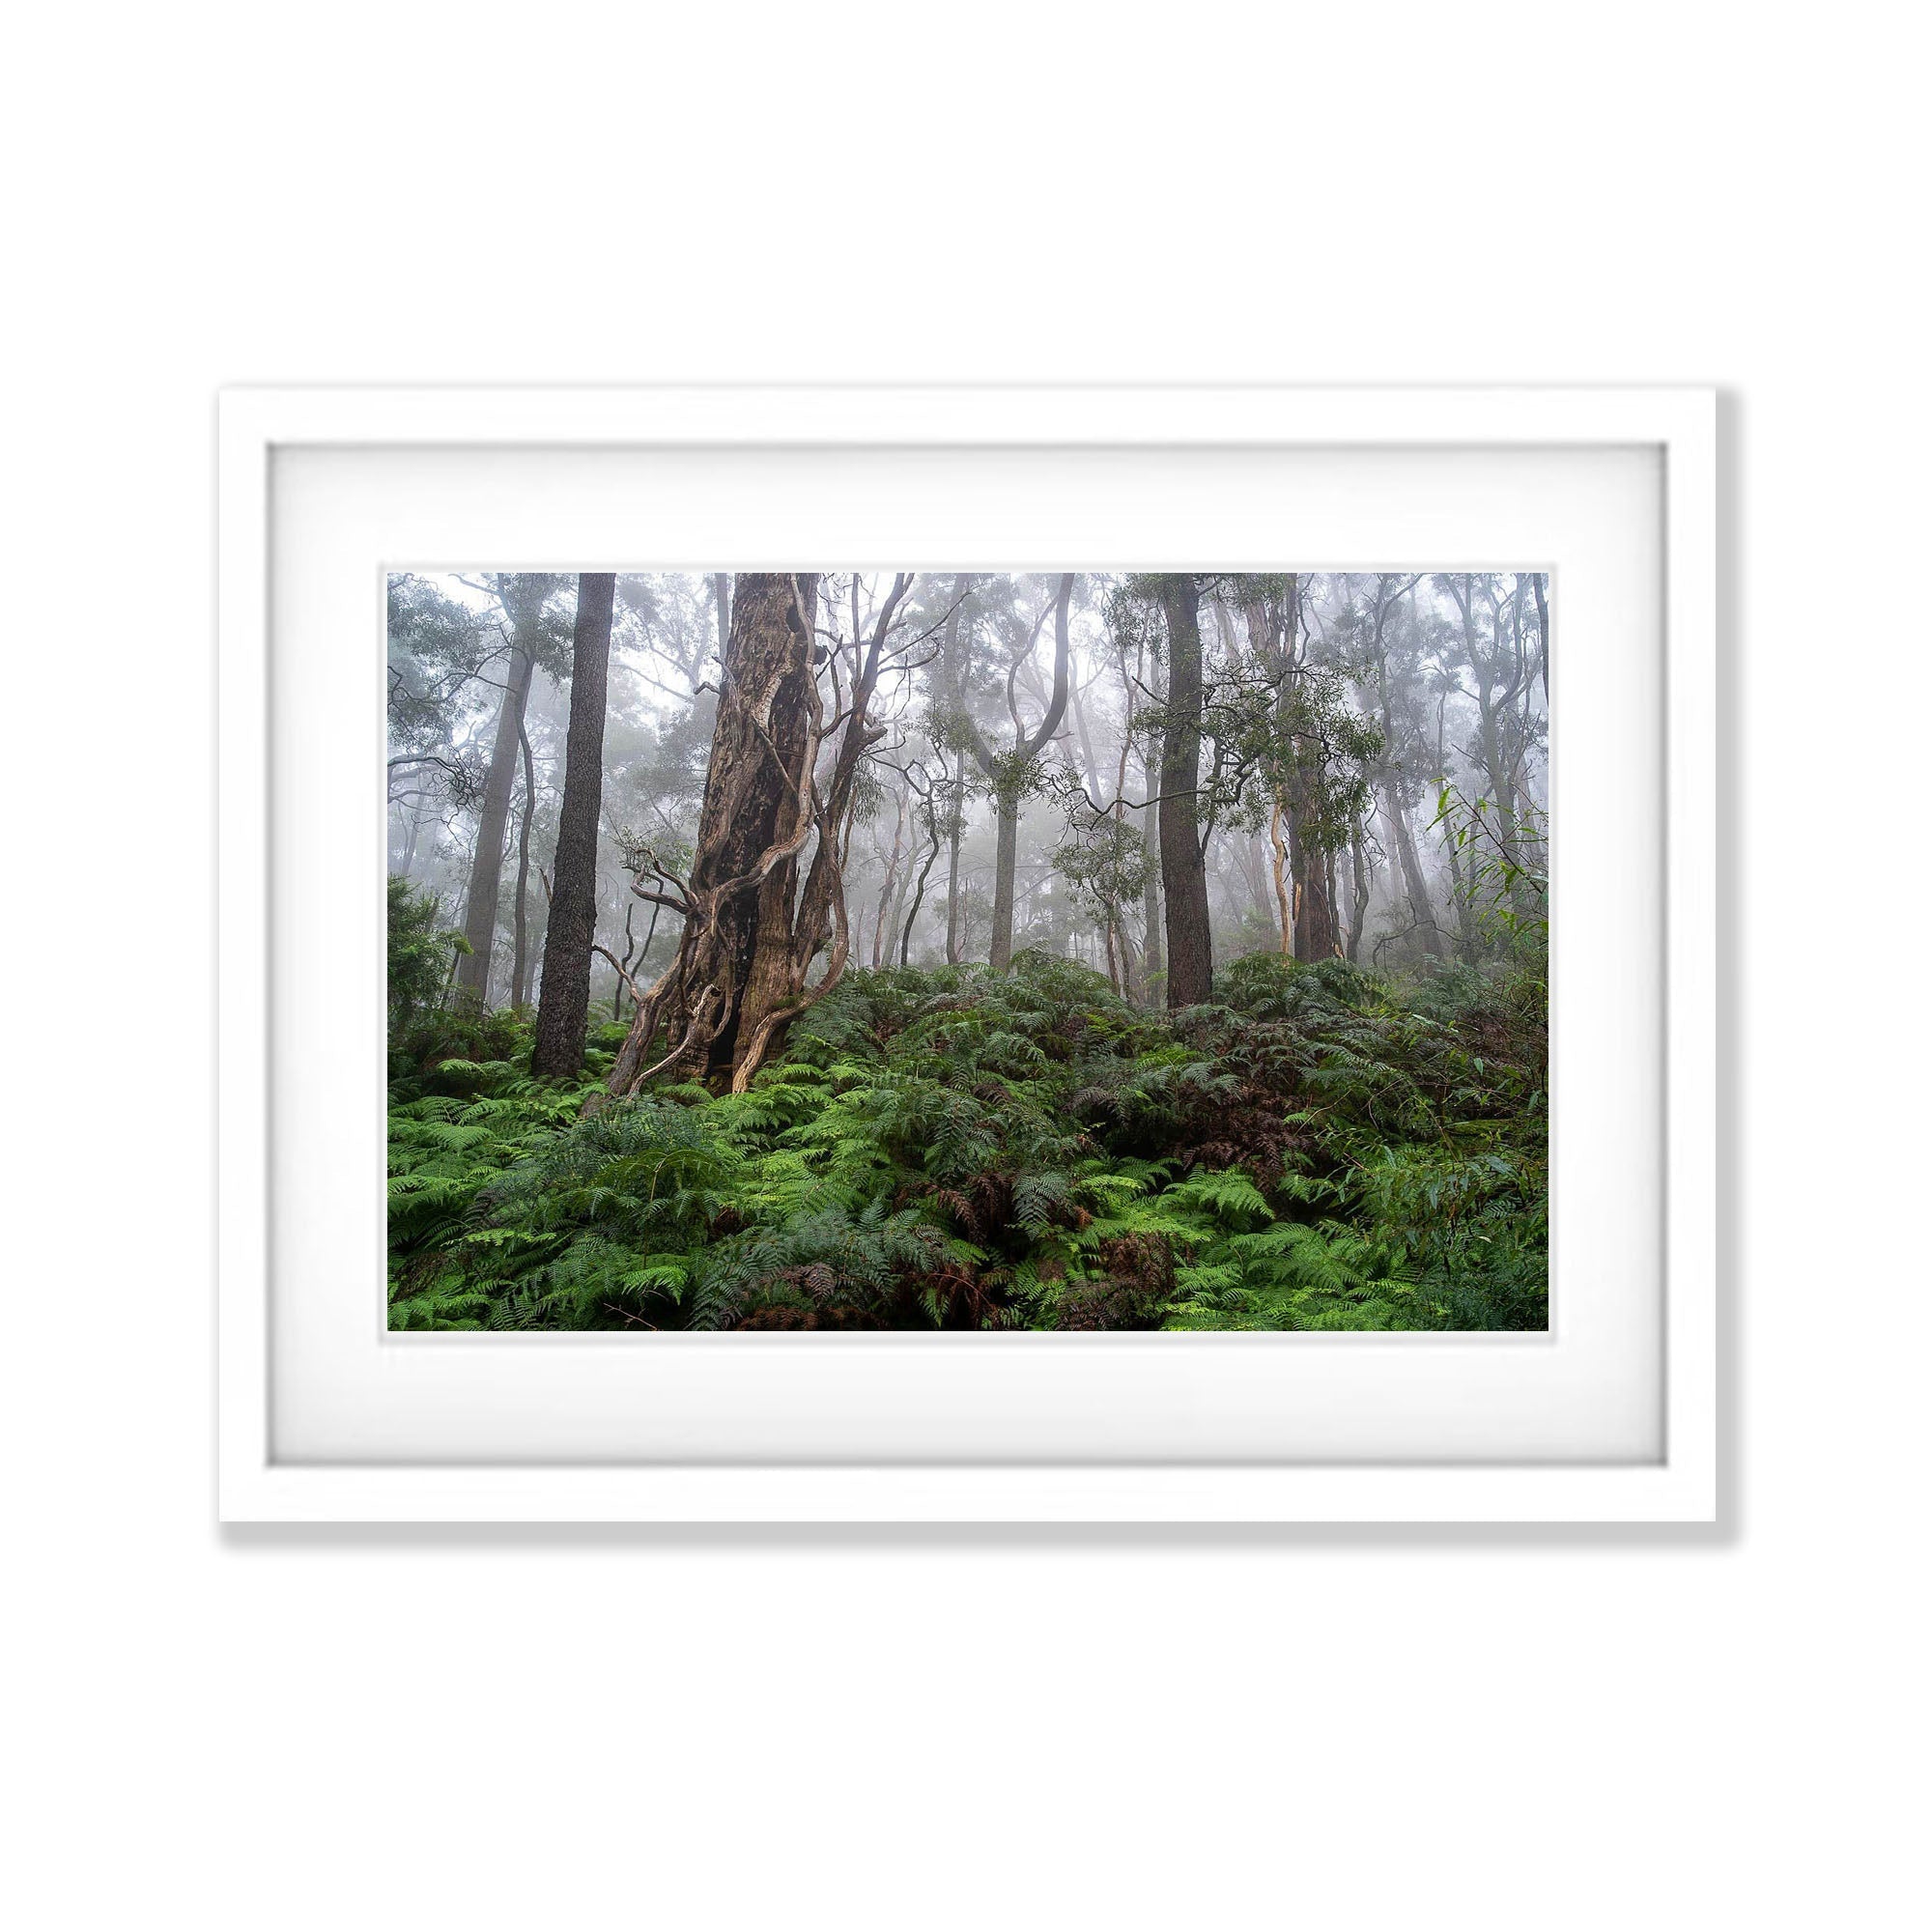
1140 742 1163 1000
1286 759 1340 959
1285 787 1309 958
1113 896 1141 1002
454 638 535 1003
1233 831 1274 930
531 574 615 1078
1532 572 1550 706
608 575 819 1094
1360 574 1442 964
885 841 915 965
713 575 816 1083
1269 800 1293 954
885 777 923 966
871 794 905 968
900 810 942 967
1237 577 1333 961
1346 819 1371 963
1381 784 1446 959
1067 665 1104 798
1156 576 1212 1006
1435 694 1482 965
510 719 537 1008
939 578 975 963
1448 575 1530 903
1442 801 1483 965
944 785 965 965
618 564 920 1097
987 783 1022 970
1476 697 1522 860
983 576 1073 970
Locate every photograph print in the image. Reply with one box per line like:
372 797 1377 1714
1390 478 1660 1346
387 569 1548 1333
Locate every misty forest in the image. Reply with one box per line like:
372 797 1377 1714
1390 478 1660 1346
388 569 1548 1332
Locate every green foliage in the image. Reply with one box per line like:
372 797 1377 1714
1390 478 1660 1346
1052 813 1149 933
385 576 493 793
388 950 1547 1334
1435 783 1549 964
386 876 468 1044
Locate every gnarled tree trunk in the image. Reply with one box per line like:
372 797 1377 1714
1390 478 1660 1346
606 572 923 1098
607 574 819 1093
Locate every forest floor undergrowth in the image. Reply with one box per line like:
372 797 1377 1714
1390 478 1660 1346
387 950 1548 1332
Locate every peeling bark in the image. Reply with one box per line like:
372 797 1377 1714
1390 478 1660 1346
606 574 820 1093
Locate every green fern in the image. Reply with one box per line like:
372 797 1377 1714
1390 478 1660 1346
388 948 1548 1333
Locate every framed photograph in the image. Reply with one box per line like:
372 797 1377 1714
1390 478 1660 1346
218 384 1716 1522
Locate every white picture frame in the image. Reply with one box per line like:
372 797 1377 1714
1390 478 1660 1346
218 384 1716 1523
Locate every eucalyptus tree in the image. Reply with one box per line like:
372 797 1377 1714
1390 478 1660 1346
385 573 496 872
1053 811 1149 996
1351 573 1447 961
941 573 1075 971
1438 573 1536 876
451 573 572 1002
606 573 820 1091
607 572 937 1094
1127 621 1164 998
530 573 616 1078
890 749 955 967
927 573 978 964
866 778 912 968
1096 575 1216 1006
1225 574 1377 964
1430 658 1485 966
1153 574 1215 1003
1410 572 1550 945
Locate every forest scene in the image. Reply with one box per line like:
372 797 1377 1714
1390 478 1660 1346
388 569 1549 1333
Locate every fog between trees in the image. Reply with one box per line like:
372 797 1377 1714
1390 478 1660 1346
389 569 1548 1080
